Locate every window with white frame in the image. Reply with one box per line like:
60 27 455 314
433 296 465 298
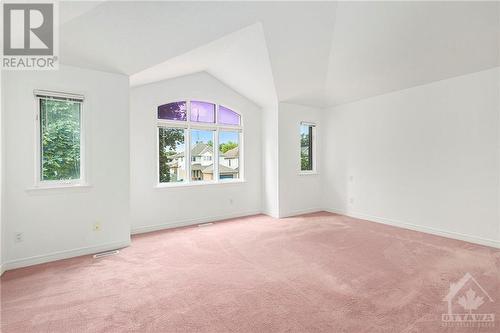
35 91 85 185
300 122 316 172
157 101 242 184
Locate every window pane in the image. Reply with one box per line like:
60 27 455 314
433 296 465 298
158 101 187 121
159 127 185 183
190 101 215 123
190 129 214 181
219 131 239 180
40 98 81 181
218 105 240 125
300 124 313 171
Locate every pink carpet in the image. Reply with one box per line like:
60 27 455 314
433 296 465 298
1 212 499 332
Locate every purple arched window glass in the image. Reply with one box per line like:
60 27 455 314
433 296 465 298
218 106 240 126
158 101 187 121
190 101 215 123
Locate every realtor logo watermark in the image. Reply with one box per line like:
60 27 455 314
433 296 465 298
2 1 58 69
442 273 495 328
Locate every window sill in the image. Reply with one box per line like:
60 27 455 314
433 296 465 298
155 179 246 189
298 172 319 176
26 183 92 192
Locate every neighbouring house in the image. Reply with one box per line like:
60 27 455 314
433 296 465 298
167 142 239 181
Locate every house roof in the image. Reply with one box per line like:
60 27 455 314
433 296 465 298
223 146 239 159
171 142 212 158
191 163 205 171
191 142 212 156
202 164 238 174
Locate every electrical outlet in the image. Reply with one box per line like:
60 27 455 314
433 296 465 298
229 198 234 205
15 232 23 243
93 223 101 231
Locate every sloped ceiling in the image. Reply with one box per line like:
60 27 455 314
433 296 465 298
60 1 500 108
325 1 500 106
129 23 277 109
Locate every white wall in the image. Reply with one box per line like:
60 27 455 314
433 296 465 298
2 65 131 269
130 72 262 233
324 68 500 247
278 103 323 217
0 70 3 275
261 102 280 218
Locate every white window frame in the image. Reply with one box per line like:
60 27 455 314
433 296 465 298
34 90 86 188
156 101 244 187
299 122 317 175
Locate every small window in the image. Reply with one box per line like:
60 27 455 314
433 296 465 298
190 101 215 123
158 127 185 183
36 92 84 184
219 131 240 180
158 101 187 121
218 105 240 126
300 123 315 172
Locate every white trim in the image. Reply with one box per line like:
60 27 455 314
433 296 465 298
0 265 4 276
238 130 244 180
34 90 84 101
131 210 261 235
325 208 500 249
155 179 246 189
26 183 91 192
279 208 323 218
2 239 131 272
156 120 187 129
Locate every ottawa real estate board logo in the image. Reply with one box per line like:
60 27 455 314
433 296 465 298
442 273 495 328
2 1 58 69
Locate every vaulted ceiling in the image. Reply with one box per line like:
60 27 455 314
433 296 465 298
60 1 500 108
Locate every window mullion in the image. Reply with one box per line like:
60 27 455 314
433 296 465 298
157 120 187 129
186 100 191 183
186 127 191 184
214 129 219 182
239 131 244 180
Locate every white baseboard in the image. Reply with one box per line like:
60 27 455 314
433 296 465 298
0 264 3 276
131 210 262 235
2 239 131 272
262 210 279 219
279 207 323 218
326 208 500 249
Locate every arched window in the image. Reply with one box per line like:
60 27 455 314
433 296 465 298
157 101 242 185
